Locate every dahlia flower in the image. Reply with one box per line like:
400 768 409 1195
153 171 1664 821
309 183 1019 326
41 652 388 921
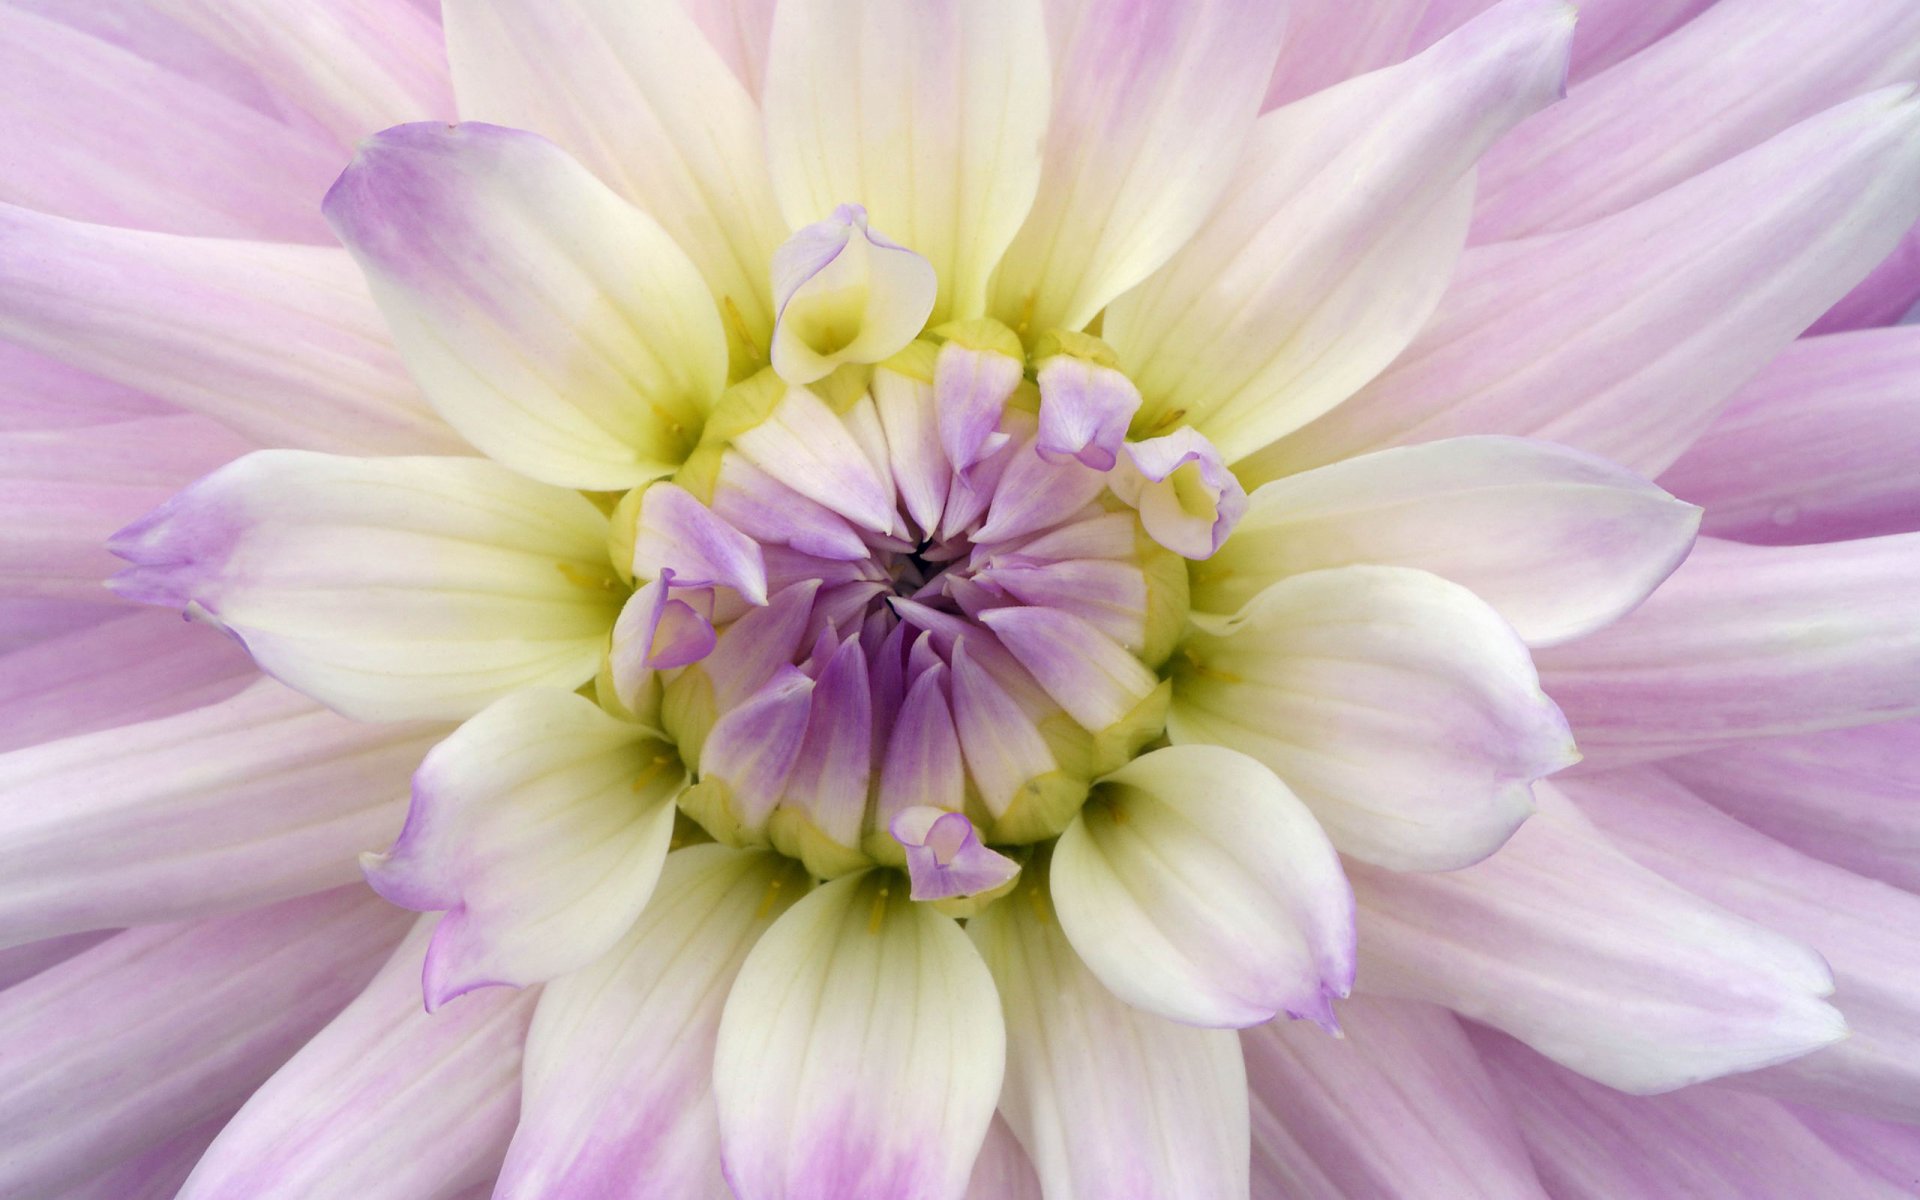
4 0 1920 1195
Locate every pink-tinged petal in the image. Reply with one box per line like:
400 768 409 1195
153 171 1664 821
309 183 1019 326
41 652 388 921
1660 721 1920 893
1245 996 1548 1200
682 0 778 99
1349 789 1846 1093
0 6 340 241
699 666 817 833
970 877 1250 1199
0 929 115 993
1536 535 1920 763
634 483 769 604
714 871 1005 1200
444 0 787 362
0 887 410 1199
500 846 805 1200
1265 86 1920 480
108 450 623 722
979 605 1158 733
1171 566 1575 871
58 1107 236 1200
1472 0 1920 242
0 342 168 433
963 1116 1042 1200
1202 436 1700 646
765 0 1050 323
10 0 285 118
695 580 823 713
873 358 952 538
1053 746 1353 1029
1658 328 1920 545
1111 0 1572 462
179 917 536 1200
783 635 875 851
0 414 253 605
734 384 901 534
1473 1030 1900 1199
608 573 718 716
1811 222 1920 334
972 434 1110 545
139 0 455 147
363 690 682 1009
326 122 726 490
949 640 1056 820
1034 353 1140 471
0 610 253 755
713 454 870 562
0 205 461 455
1791 1107 1920 1191
0 678 432 948
891 807 1019 901
767 206 939 385
1566 767 1920 1121
1111 428 1248 559
977 560 1147 653
1258 0 1429 111
1560 0 1715 80
935 337 1022 481
991 0 1287 334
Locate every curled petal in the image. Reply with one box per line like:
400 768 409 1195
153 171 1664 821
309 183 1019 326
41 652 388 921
890 807 1019 901
1034 353 1140 471
1112 428 1248 559
769 205 936 385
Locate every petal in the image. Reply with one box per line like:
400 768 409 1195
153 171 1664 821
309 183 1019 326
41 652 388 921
0 888 410 1199
1791 1107 1920 1191
499 846 806 1200
767 206 938 384
443 0 788 364
934 333 1023 481
362 690 683 1008
1811 221 1920 334
1198 436 1700 647
764 0 1051 323
1111 428 1248 560
0 678 432 947
325 122 727 490
1109 0 1573 461
1658 327 1920 545
1263 86 1920 479
1244 996 1548 1200
1171 566 1576 871
633 483 769 603
734 383 900 533
714 870 1004 1200
179 918 536 1200
1258 0 1428 111
0 205 461 455
964 1116 1042 1200
1349 789 1846 1093
1034 351 1140 471
1052 745 1353 1029
0 929 114 993
969 876 1251 1199
1566 767 1920 1121
891 807 1020 901
978 605 1158 732
108 450 624 722
989 0 1287 335
1535 535 1920 763
681 0 778 99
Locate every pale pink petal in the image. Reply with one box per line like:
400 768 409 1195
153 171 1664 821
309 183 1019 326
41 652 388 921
1033 353 1140 471
633 483 769 604
734 384 900 534
1536 535 1920 763
10 0 284 118
1052 745 1353 1029
1264 87 1920 480
979 605 1158 733
970 880 1250 1199
1566 767 1920 1121
1244 996 1547 1200
1202 437 1699 647
934 336 1022 481
1110 0 1572 462
363 690 682 1008
179 917 535 1200
1790 1106 1920 1191
0 678 431 947
1258 0 1429 111
1658 328 1920 545
890 807 1019 901
1171 566 1575 871
972 434 1109 546
499 846 804 1200
714 871 1004 1200
681 0 778 99
1560 0 1716 80
325 122 727 490
712 454 869 562
0 206 461 455
60 1108 237 1200
0 342 169 433
1811 222 1920 334
1350 789 1845 1093
963 1115 1042 1200
872 359 951 540
108 450 623 722
0 887 410 1198
0 929 116 993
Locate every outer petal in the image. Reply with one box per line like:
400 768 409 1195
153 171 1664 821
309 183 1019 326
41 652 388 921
325 122 727 490
1566 767 1920 1121
1262 86 1920 480
988 0 1286 334
681 0 778 98
109 451 623 721
0 929 114 993
0 678 432 947
963 1116 1042 1200
1349 790 1846 1094
1196 436 1700 646
1811 223 1920 334
0 205 461 455
499 846 806 1200
1051 745 1354 1029
1244 996 1548 1200
714 870 1004 1200
179 918 536 1200
1791 1107 1920 1191
1258 0 1428 111
1170 566 1576 871
1536 535 1920 763
0 888 410 1199
363 690 684 1009
1109 0 1573 461
764 0 1050 324
443 0 787 365
969 876 1251 1200
1658 328 1920 545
